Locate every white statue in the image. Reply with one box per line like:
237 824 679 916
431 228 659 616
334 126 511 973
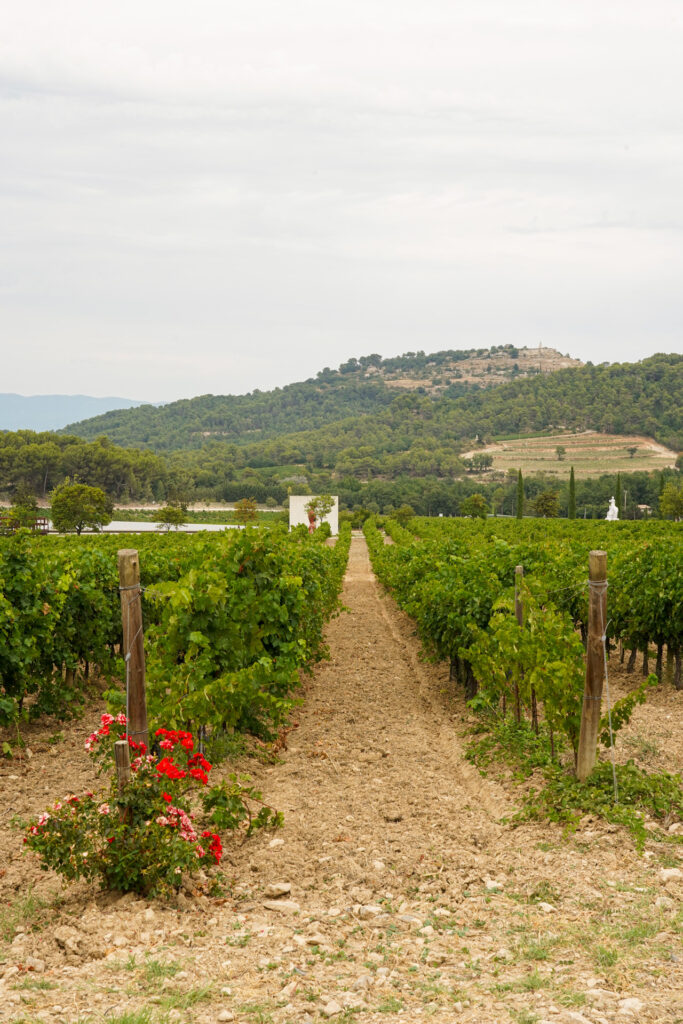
605 497 619 521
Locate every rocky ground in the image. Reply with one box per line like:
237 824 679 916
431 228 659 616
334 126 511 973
0 534 681 1024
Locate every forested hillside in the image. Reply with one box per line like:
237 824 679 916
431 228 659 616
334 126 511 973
63 345 579 450
2 353 680 517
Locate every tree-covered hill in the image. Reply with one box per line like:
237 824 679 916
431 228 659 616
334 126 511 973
170 353 682 477
63 345 579 451
3 352 680 517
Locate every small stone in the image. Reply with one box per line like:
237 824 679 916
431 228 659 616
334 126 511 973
3 965 20 980
398 913 422 927
373 860 386 871
618 997 645 1015
263 899 300 913
359 904 382 918
53 925 83 955
382 807 403 822
305 933 327 945
217 1013 234 1023
220 987 232 996
351 974 374 991
585 988 609 1007
175 970 189 980
321 999 342 1017
660 868 682 883
655 895 675 909
453 1002 463 1014
339 992 366 1009
281 980 299 999
419 925 434 936
269 838 285 848
537 901 557 913
265 882 292 898
25 956 46 973
484 877 502 891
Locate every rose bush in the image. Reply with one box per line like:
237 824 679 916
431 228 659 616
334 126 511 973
25 714 223 895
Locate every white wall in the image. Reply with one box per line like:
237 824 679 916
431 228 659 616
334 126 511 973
289 495 339 535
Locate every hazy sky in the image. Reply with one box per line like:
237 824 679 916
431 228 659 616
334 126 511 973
2 1 682 402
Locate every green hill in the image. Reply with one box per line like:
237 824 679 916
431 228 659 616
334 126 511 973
63 345 579 451
165 352 681 491
3 351 680 519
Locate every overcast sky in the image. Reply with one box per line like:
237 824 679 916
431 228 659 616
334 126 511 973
2 1 682 402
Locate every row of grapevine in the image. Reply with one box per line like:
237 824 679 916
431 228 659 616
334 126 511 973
0 524 351 740
364 517 681 760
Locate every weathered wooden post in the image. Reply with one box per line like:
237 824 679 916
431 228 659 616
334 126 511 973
513 565 523 723
117 549 149 751
576 550 607 781
114 739 131 796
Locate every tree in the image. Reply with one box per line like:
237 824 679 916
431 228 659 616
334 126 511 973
460 493 489 519
568 466 576 520
8 484 40 529
555 445 566 461
155 503 187 531
660 482 683 520
305 494 334 529
627 445 638 459
516 470 524 520
534 491 559 518
615 473 623 517
234 497 258 524
393 504 415 527
466 453 494 472
50 481 113 534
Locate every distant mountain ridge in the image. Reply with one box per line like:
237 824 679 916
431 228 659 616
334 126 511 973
0 394 147 432
63 345 582 451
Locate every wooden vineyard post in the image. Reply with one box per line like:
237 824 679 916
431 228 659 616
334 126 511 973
513 565 523 723
576 550 607 781
117 549 149 750
114 739 131 796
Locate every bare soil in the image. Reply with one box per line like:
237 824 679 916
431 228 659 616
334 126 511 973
0 535 681 1024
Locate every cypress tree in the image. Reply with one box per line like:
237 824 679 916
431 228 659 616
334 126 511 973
568 466 576 520
516 469 524 519
615 472 623 516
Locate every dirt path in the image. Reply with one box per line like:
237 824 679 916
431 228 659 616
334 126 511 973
1 535 681 1024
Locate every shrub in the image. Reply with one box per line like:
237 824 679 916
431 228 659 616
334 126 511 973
24 714 223 896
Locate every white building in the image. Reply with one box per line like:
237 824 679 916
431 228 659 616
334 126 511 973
289 495 339 536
